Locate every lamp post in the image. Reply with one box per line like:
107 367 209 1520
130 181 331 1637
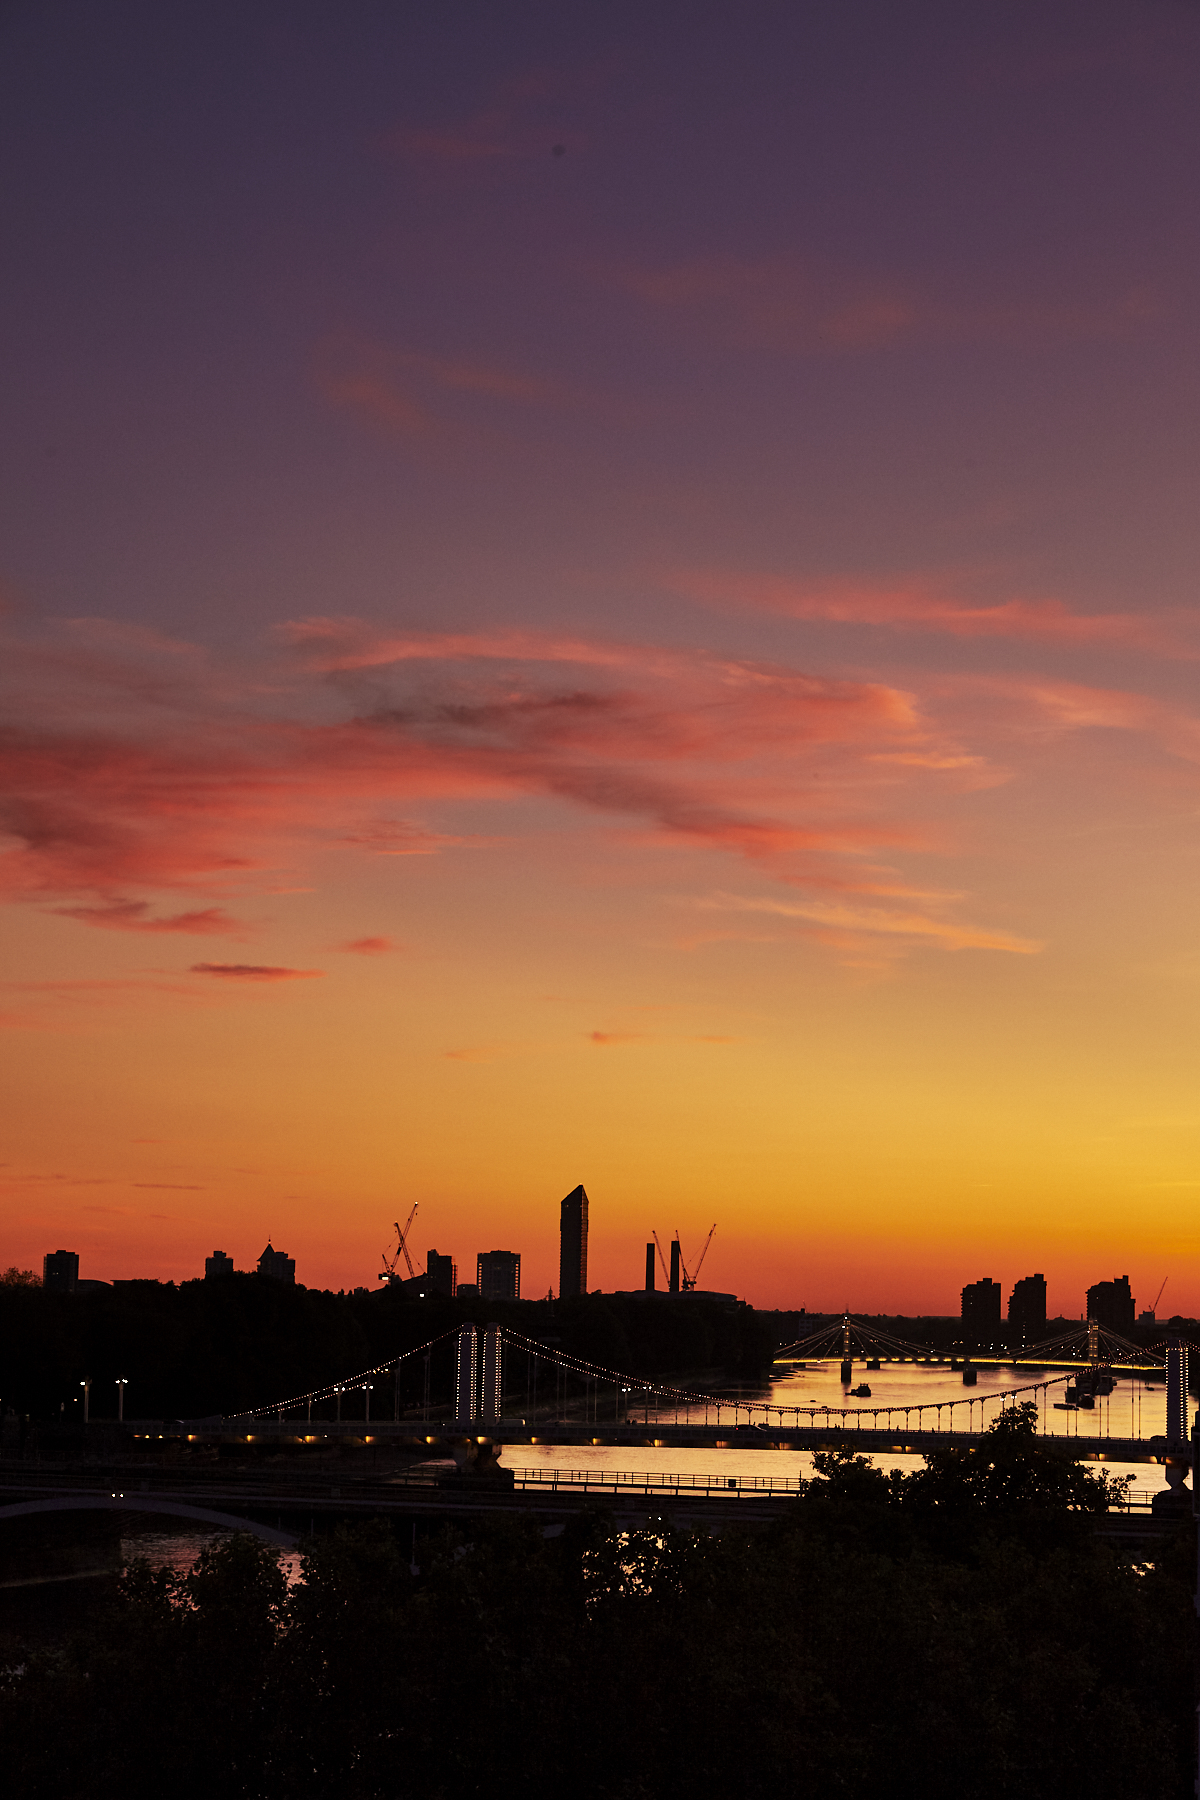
363 1382 373 1425
115 1378 128 1423
335 1385 342 1423
80 1378 90 1425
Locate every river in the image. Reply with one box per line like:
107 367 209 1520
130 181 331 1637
502 1356 1173 1503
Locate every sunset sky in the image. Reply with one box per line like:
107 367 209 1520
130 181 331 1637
3 2 1199 1313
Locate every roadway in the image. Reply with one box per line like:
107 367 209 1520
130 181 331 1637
148 1417 1186 1466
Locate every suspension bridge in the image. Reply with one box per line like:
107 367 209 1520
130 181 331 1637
0 1315 1189 1547
174 1313 1186 1468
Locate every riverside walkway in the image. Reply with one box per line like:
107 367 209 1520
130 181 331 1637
0 1454 1176 1549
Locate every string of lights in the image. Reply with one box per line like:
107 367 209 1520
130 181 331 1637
231 1317 1159 1437
229 1326 459 1420
775 1315 1165 1370
501 1327 1078 1435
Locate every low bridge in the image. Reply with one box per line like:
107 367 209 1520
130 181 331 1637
0 1455 1177 1549
165 1417 1187 1467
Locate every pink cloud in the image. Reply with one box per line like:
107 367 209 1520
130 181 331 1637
51 900 245 935
588 1031 646 1045
381 71 581 172
389 125 521 165
190 964 323 982
337 820 460 855
694 893 1042 957
609 254 1159 354
314 338 587 440
663 567 1168 649
3 611 1137 964
341 936 395 956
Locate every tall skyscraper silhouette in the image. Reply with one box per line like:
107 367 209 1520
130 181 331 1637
477 1249 521 1300
1086 1275 1135 1332
1007 1273 1047 1344
559 1184 588 1298
961 1277 1001 1341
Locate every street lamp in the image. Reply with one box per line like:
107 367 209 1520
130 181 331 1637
80 1378 91 1425
334 1385 342 1423
115 1379 128 1423
363 1382 374 1425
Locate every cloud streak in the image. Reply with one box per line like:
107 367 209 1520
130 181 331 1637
610 255 1159 354
8 612 1190 964
315 337 594 440
664 567 1175 651
694 893 1042 957
52 900 246 935
190 964 323 982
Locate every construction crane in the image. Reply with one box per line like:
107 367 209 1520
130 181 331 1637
685 1223 716 1290
662 1223 717 1291
379 1203 419 1283
1151 1276 1168 1315
652 1225 717 1291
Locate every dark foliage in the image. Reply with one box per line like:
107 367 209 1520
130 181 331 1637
1 1407 1194 1799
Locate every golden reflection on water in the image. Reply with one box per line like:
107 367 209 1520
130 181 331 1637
509 1357 1168 1500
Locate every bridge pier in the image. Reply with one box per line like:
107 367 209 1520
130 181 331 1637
444 1437 514 1486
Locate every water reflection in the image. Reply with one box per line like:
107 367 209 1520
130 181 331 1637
119 1520 301 1585
619 1356 1165 1441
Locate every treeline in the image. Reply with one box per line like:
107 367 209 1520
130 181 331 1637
0 1279 776 1421
0 1407 1192 1799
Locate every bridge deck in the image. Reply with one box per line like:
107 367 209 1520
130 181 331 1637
146 1418 1185 1466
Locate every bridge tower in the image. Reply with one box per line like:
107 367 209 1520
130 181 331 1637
1087 1316 1099 1367
456 1324 478 1423
840 1314 853 1384
482 1323 503 1424
1166 1340 1188 1446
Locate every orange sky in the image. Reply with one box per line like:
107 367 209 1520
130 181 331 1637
2 6 1199 1314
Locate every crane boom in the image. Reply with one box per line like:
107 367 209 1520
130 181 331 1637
1152 1275 1168 1314
692 1223 716 1284
395 1203 419 1278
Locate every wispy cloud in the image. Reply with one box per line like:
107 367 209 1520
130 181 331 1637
190 964 323 983
382 70 581 172
52 900 246 935
340 936 396 956
609 254 1159 354
444 1043 513 1063
663 567 1174 651
5 611 1192 969
694 893 1042 957
315 337 591 440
